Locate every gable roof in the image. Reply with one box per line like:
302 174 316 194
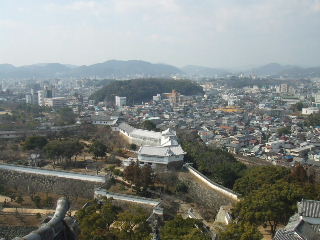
298 199 320 218
138 145 185 157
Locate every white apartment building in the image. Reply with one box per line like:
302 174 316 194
115 96 127 107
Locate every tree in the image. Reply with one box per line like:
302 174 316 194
44 140 64 165
77 198 119 240
233 180 314 237
16 195 24 205
277 127 291 136
305 112 320 127
44 195 54 208
290 102 304 112
0 182 5 194
44 139 83 166
89 140 108 159
54 107 76 126
33 195 42 208
161 215 210 240
180 140 247 188
140 165 154 189
141 120 158 131
113 208 152 240
155 171 178 193
233 166 290 196
218 222 262 240
130 144 138 151
123 162 154 192
22 136 48 150
76 198 152 240
290 164 309 183
175 181 188 193
212 162 247 188
89 78 204 104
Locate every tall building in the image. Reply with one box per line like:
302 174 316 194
38 90 44 106
26 89 38 105
115 96 126 107
26 94 33 104
38 86 54 106
280 84 289 93
44 86 53 98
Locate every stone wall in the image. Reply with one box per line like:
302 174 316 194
185 165 239 201
0 226 36 239
178 171 236 215
0 169 105 199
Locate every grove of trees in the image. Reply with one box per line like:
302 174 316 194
227 165 320 238
161 215 210 240
89 140 108 159
76 198 152 240
305 112 320 127
44 139 83 167
181 139 246 188
89 78 204 104
123 162 154 194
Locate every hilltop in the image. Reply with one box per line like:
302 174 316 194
89 78 204 104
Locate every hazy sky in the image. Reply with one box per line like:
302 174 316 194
0 0 320 68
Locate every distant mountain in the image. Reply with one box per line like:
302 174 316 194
0 64 16 73
248 63 320 77
90 78 204 104
0 63 72 79
70 60 182 78
248 63 296 76
0 60 182 79
181 65 229 77
281 66 320 78
1 60 319 79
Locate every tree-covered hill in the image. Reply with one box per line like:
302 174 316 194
89 78 204 104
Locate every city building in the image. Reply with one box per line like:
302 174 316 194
115 96 127 107
153 94 161 102
43 97 66 108
38 90 44 106
302 107 319 115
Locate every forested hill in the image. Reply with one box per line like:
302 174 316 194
90 78 204 104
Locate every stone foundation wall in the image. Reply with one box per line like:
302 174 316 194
0 226 36 239
0 169 104 199
178 172 236 215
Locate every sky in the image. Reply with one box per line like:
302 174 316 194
0 0 320 69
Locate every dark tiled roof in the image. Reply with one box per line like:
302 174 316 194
274 230 301 240
298 199 320 218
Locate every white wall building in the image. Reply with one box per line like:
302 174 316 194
115 96 127 107
302 107 319 115
118 123 185 168
38 90 44 106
